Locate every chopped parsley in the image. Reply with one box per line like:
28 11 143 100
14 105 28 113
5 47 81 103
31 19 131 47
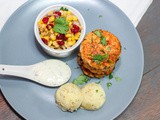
53 17 69 34
101 36 107 46
94 30 102 37
115 76 122 82
96 90 99 93
106 82 112 89
60 7 68 11
91 37 94 42
99 15 103 18
92 54 108 64
95 81 101 84
72 74 90 86
109 73 113 80
107 46 111 51
94 30 107 46
108 59 113 63
74 66 80 69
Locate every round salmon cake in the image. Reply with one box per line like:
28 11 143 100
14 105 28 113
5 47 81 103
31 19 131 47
78 29 121 78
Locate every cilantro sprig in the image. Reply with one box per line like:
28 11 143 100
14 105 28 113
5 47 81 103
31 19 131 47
92 54 108 64
72 74 90 86
53 17 69 34
101 36 106 46
60 7 68 11
93 30 107 46
106 82 112 89
94 30 101 37
109 73 113 80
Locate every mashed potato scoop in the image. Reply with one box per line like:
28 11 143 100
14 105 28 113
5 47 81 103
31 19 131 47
56 83 83 112
81 83 106 110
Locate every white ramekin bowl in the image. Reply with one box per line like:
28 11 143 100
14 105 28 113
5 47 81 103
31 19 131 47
34 4 86 58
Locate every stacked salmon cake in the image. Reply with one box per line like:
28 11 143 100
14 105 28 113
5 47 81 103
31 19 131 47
78 29 121 78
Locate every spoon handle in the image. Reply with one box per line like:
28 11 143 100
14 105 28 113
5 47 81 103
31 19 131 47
0 65 31 79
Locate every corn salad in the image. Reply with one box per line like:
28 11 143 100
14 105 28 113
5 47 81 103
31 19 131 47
37 7 82 50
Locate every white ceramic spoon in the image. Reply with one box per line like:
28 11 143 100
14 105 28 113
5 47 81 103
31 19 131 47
0 60 71 87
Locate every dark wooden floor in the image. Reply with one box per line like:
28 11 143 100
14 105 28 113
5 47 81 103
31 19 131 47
117 0 160 119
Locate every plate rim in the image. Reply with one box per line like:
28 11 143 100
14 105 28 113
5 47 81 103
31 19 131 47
0 0 144 119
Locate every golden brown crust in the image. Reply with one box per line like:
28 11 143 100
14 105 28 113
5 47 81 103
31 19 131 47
78 29 121 78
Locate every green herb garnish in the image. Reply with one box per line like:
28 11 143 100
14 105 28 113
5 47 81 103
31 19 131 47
106 82 112 89
101 36 107 46
55 17 68 25
109 73 113 80
124 47 127 50
95 81 101 84
99 15 103 18
94 30 102 37
107 46 111 51
94 30 107 46
53 17 69 34
115 76 122 82
74 66 80 69
92 54 108 63
91 37 94 42
72 74 90 86
96 90 99 93
108 59 113 63
60 7 68 11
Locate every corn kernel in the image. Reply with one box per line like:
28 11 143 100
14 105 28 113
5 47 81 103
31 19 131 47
50 35 56 41
75 36 79 40
48 41 52 46
40 35 44 38
62 11 67 17
55 32 58 36
68 38 72 41
75 32 81 38
67 11 72 15
50 29 53 34
66 16 72 21
69 22 72 27
41 24 46 29
71 40 76 45
72 16 78 21
49 16 55 22
43 36 49 40
38 20 43 25
66 34 72 38
71 36 75 41
67 41 76 46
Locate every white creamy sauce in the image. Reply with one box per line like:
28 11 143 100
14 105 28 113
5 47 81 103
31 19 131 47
31 60 71 87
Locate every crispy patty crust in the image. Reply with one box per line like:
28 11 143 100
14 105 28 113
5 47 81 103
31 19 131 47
78 29 121 78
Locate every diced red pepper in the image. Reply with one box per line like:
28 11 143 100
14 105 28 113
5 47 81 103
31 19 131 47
46 23 54 30
71 24 80 34
42 17 49 24
57 40 65 46
56 34 67 40
41 38 48 45
54 11 61 18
